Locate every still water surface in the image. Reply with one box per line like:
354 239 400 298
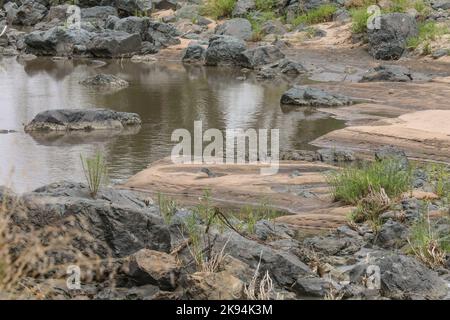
0 57 345 192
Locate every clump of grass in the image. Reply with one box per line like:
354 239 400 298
80 151 108 198
246 11 276 42
234 200 281 234
157 193 178 224
328 160 412 205
255 0 276 11
407 21 449 52
292 4 337 26
408 211 448 268
201 0 236 20
350 7 371 34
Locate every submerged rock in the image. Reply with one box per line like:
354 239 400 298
280 86 355 107
368 13 418 60
80 74 129 88
24 108 141 132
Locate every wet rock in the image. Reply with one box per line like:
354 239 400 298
317 148 355 163
126 249 180 290
293 277 332 297
13 0 47 26
183 271 245 300
368 13 418 60
79 74 129 89
232 0 256 17
182 43 206 63
18 181 171 258
214 18 253 41
24 108 141 132
116 0 152 17
240 45 285 69
375 220 409 249
374 146 409 170
153 0 178 10
280 86 355 107
361 65 413 82
88 31 142 58
205 35 247 66
24 26 93 56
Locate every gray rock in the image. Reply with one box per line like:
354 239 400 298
368 13 418 60
175 4 200 20
24 108 141 132
374 146 409 170
293 277 332 297
4 2 19 24
239 45 285 69
431 0 450 10
110 16 150 41
45 4 70 22
205 35 247 66
280 86 355 107
146 21 180 48
88 30 142 58
375 220 409 249
432 48 449 59
182 43 206 63
24 26 93 56
304 232 364 256
361 65 413 82
317 148 355 162
18 181 171 258
232 0 256 17
256 67 278 79
261 20 287 35
81 6 118 22
13 0 47 26
153 0 178 10
116 0 152 16
79 74 129 88
214 18 253 41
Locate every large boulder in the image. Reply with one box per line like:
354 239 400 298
146 21 180 48
182 43 206 63
280 86 355 107
214 18 253 41
116 0 152 16
16 181 171 258
239 45 285 68
232 0 256 17
24 26 93 56
13 0 47 26
24 108 141 132
88 30 142 58
368 13 418 60
205 35 247 66
109 16 150 41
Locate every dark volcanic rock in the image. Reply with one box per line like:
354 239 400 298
374 146 409 170
232 0 256 17
13 0 47 26
88 31 142 58
361 65 413 82
24 108 141 132
182 43 206 63
280 86 355 107
19 181 171 258
205 35 247 66
146 21 180 48
116 0 152 16
368 13 418 60
239 45 285 69
214 18 252 41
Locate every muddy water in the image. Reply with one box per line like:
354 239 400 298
0 57 345 192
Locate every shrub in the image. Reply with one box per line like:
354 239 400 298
327 159 412 205
292 4 337 26
407 22 449 51
80 151 108 198
350 7 371 34
201 0 237 20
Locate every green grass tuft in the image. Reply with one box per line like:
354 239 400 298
407 21 449 51
80 151 108 198
201 0 237 20
292 4 337 26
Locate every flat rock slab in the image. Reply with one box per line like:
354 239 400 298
123 158 350 230
24 108 142 132
280 86 355 107
312 110 450 162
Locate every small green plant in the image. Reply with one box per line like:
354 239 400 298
327 159 412 205
292 4 337 26
255 0 276 11
80 151 108 198
407 21 449 51
246 11 276 41
408 210 448 268
350 7 370 34
201 0 237 20
157 193 178 224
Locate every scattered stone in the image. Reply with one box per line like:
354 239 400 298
214 18 253 41
280 86 355 107
24 109 141 132
126 249 180 290
109 16 150 41
278 58 306 75
368 13 418 60
79 74 129 88
130 54 157 63
431 0 450 10
361 65 413 82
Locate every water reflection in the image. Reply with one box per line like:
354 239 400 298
0 56 345 192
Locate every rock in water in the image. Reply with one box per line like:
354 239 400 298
182 43 206 63
239 45 285 69
214 18 253 41
205 35 247 66
368 13 418 60
24 109 141 132
280 86 354 107
80 74 129 88
361 65 413 82
18 181 171 258
88 31 142 58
